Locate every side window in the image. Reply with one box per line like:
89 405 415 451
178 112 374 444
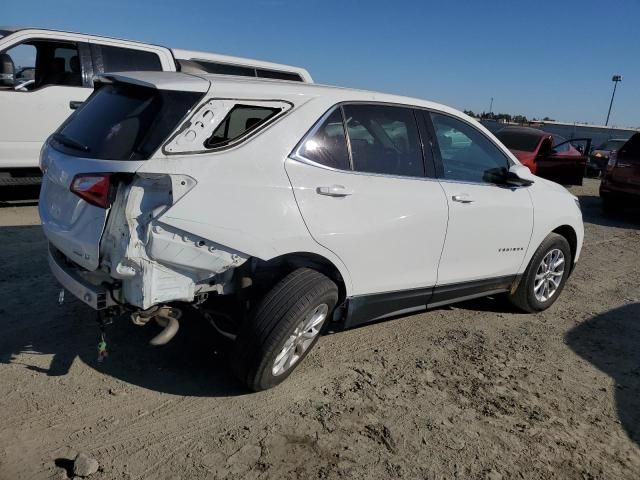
206 104 282 148
0 41 81 91
192 60 255 77
552 135 571 152
619 134 640 163
52 45 82 86
256 69 303 82
98 45 162 72
430 112 510 183
0 44 36 89
297 108 350 170
343 104 424 177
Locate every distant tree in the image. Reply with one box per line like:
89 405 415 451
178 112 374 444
463 110 476 117
542 116 554 121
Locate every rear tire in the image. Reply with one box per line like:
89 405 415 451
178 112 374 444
509 233 572 313
231 268 338 391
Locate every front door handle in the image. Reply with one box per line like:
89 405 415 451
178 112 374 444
69 101 84 110
452 194 474 203
317 185 353 197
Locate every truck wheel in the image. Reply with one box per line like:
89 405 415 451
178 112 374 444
509 233 572 313
231 268 338 391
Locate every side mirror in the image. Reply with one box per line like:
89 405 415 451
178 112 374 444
505 164 535 187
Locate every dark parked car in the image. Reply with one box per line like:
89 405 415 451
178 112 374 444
600 133 640 212
588 138 627 176
495 126 589 185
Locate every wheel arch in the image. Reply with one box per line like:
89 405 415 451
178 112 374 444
552 224 578 269
250 251 349 305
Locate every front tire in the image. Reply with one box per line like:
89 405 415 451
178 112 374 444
231 268 338 391
509 233 572 313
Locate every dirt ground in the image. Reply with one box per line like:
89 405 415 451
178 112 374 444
0 179 639 480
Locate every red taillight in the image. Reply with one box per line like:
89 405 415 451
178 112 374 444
70 173 112 208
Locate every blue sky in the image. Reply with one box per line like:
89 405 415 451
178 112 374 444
3 0 639 127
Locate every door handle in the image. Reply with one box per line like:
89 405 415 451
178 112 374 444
452 194 474 203
69 101 84 110
317 185 353 197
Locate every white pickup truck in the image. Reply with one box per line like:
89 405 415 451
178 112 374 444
0 27 312 185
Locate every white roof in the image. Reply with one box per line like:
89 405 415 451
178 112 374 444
104 71 470 121
96 72 211 92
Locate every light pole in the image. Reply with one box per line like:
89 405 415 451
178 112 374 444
489 97 493 116
605 75 622 126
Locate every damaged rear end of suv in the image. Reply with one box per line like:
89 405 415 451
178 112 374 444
39 72 348 390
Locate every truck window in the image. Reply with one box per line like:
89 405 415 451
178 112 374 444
95 45 162 72
192 60 255 78
256 68 303 82
0 40 82 91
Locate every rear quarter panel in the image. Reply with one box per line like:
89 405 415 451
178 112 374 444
136 97 354 293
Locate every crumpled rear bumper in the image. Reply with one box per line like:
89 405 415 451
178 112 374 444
48 244 119 310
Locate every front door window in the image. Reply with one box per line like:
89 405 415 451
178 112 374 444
0 40 82 91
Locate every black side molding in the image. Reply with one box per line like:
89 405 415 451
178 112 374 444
344 287 432 329
429 275 514 308
69 101 84 110
342 275 516 329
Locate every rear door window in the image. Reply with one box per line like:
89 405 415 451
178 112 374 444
95 45 162 72
52 83 202 160
296 108 350 170
343 104 425 177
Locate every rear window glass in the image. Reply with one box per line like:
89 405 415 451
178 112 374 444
53 83 202 160
495 130 541 152
205 104 282 148
193 60 255 77
619 134 640 162
256 68 303 82
98 45 162 72
598 139 626 151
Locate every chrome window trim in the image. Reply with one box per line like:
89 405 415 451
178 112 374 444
162 97 294 156
290 100 514 184
290 102 432 180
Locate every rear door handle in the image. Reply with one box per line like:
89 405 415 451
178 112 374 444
317 185 353 197
452 194 474 203
69 101 83 110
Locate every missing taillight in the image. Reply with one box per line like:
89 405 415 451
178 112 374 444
70 173 113 208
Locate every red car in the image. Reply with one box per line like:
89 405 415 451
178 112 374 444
600 132 640 212
495 126 588 185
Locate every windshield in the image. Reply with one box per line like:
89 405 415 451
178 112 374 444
52 83 202 160
597 139 626 151
495 129 541 152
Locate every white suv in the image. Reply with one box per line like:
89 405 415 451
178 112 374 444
39 72 583 390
